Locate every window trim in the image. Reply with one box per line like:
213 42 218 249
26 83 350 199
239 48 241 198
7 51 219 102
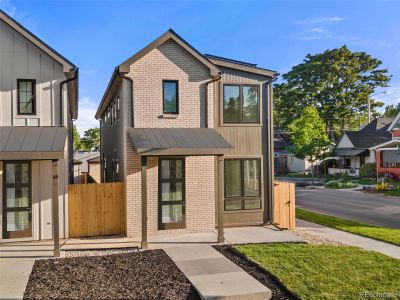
17 79 36 115
222 83 261 125
224 158 262 211
162 80 179 114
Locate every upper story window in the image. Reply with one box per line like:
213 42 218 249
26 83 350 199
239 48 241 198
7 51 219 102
223 84 259 124
163 80 179 114
17 79 36 115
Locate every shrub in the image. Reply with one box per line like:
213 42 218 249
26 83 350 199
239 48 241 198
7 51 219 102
325 180 358 189
359 163 376 178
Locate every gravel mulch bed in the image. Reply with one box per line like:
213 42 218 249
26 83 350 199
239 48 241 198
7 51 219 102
214 245 298 300
293 229 343 245
65 247 139 257
24 249 200 300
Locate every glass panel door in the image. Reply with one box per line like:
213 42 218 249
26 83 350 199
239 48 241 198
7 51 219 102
3 162 32 239
158 159 185 230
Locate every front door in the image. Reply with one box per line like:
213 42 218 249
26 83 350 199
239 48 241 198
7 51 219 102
158 158 185 230
2 162 32 239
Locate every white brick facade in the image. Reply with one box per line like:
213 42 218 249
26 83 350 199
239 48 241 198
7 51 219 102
123 39 216 240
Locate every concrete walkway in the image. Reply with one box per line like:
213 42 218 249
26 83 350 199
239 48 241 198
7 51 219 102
0 257 36 300
164 245 272 300
297 219 400 259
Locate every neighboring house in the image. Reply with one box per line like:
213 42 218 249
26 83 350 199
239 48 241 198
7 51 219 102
0 10 78 241
95 29 277 247
274 130 311 174
373 113 400 178
332 118 393 176
73 151 100 183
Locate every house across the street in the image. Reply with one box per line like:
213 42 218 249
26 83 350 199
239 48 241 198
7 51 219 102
332 115 400 177
96 29 278 247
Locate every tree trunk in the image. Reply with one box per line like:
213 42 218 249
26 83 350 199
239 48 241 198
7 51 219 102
311 161 314 185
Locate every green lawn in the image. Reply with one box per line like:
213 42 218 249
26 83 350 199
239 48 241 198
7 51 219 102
297 208 400 245
235 243 400 300
384 190 400 197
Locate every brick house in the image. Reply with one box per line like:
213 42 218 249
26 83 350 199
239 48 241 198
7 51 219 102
95 29 277 248
0 10 78 247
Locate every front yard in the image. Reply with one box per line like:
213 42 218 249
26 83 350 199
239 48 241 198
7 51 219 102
234 243 400 300
23 249 199 300
297 208 400 245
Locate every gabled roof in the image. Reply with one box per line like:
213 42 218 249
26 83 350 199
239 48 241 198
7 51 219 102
387 111 400 131
204 54 278 77
95 29 221 119
0 9 79 119
0 9 76 72
337 118 393 150
119 29 220 76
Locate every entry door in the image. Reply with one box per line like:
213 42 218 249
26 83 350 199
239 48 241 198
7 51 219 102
158 158 185 230
2 162 32 239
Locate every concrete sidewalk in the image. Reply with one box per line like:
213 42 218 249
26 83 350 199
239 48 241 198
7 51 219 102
0 258 36 300
297 219 400 259
164 245 271 300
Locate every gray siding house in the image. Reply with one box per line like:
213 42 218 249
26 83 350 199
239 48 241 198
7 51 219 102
96 29 277 247
0 10 78 241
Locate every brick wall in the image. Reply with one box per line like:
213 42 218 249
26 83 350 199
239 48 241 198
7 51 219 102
123 39 216 240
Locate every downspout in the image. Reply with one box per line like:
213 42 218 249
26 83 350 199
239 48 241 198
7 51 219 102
205 72 223 128
60 68 79 126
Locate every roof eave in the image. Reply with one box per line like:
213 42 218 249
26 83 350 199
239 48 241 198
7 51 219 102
207 58 278 78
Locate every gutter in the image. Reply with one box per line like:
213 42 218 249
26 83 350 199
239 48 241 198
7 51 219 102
60 68 79 125
205 72 223 128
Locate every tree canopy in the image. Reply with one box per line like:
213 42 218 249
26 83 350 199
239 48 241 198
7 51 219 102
383 103 400 118
288 106 330 164
72 125 81 150
80 127 100 151
275 46 391 140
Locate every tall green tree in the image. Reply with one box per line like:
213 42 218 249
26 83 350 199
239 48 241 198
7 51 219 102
72 125 81 150
80 127 100 151
275 46 390 140
288 107 330 184
383 103 400 118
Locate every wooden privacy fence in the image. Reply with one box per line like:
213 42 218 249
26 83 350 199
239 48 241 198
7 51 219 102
69 182 125 238
274 181 296 230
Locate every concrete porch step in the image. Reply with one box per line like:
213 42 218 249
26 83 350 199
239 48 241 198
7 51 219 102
164 245 271 300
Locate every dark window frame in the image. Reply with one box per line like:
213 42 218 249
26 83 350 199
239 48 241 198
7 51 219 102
223 84 260 124
158 158 186 230
2 161 32 239
162 80 179 114
17 79 36 115
224 158 262 211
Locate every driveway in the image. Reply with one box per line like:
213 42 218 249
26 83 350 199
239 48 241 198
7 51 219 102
296 187 400 229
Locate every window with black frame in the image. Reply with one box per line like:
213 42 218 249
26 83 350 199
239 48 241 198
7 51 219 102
223 84 259 124
17 79 36 115
224 159 261 211
163 80 179 114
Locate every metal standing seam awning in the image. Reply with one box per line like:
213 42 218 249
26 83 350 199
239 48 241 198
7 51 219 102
333 148 369 157
0 127 68 160
127 128 233 156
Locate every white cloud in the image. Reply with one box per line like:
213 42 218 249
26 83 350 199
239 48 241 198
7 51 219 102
374 86 400 112
74 97 99 135
297 16 346 25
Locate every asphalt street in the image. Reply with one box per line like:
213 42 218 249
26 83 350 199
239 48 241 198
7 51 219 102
296 187 400 229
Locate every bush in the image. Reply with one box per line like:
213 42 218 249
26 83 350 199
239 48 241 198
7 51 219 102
325 180 358 189
359 163 376 178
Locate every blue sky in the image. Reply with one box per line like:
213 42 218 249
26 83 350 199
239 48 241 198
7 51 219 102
1 0 400 134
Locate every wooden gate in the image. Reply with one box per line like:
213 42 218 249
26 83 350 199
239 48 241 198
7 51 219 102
68 182 125 238
273 181 296 230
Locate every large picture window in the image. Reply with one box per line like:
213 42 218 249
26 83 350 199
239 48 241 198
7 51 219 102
223 84 259 124
224 159 261 211
163 80 179 114
17 79 36 115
